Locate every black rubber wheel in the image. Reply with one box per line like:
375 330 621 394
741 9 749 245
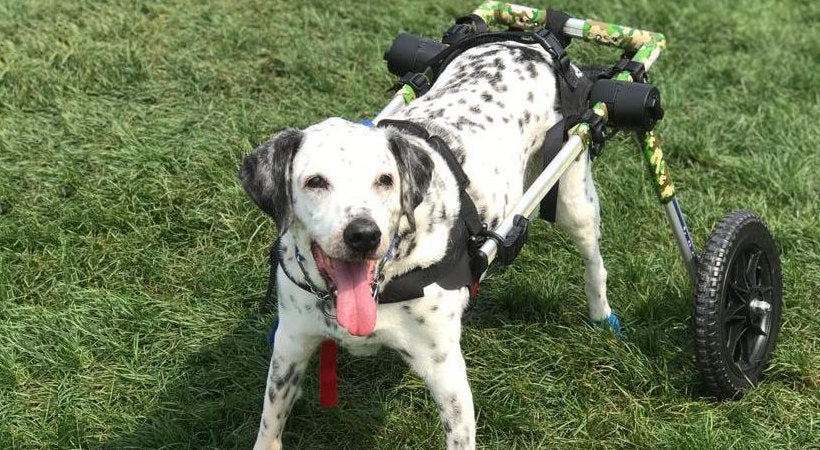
693 211 783 398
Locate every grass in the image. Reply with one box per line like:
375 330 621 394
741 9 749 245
1 0 818 448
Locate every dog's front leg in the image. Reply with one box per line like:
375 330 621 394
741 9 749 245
406 343 475 449
395 306 476 449
253 326 321 450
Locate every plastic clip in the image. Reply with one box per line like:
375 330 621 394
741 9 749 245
397 72 432 96
480 215 530 266
582 110 607 158
611 58 647 83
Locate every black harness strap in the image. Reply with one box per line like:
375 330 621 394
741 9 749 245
375 119 484 303
538 124 566 223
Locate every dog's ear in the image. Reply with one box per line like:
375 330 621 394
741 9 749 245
386 131 434 231
239 128 303 233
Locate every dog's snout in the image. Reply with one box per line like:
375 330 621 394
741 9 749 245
343 218 381 253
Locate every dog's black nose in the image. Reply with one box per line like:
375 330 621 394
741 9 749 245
343 218 382 253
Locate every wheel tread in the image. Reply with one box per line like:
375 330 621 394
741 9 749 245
692 211 782 398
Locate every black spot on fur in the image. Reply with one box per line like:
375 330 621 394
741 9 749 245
469 105 481 114
404 239 417 256
480 92 493 102
475 47 502 58
524 110 531 122
434 352 447 363
458 98 467 105
415 316 425 324
493 57 506 70
527 92 534 102
450 395 461 417
513 46 549 63
275 364 296 390
268 387 276 402
485 115 494 123
402 304 411 312
525 61 538 78
453 117 485 131
443 419 453 433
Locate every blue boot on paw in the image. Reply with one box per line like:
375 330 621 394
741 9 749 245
591 312 622 338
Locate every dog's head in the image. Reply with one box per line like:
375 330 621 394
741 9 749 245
239 118 433 335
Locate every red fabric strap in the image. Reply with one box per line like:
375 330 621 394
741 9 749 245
319 339 339 408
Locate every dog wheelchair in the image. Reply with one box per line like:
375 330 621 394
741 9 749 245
374 1 783 399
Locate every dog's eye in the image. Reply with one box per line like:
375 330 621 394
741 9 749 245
305 175 329 190
377 174 394 188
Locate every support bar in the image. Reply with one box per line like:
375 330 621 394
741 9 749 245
479 135 586 270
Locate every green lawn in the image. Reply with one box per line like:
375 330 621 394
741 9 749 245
1 0 818 448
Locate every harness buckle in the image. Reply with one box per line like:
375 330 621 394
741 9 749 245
531 27 576 89
581 110 607 158
478 215 530 266
611 58 647 83
442 23 475 45
397 71 432 96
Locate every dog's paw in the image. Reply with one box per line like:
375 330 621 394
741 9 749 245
253 438 282 450
590 311 622 338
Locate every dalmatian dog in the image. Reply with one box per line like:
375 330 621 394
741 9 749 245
239 41 614 450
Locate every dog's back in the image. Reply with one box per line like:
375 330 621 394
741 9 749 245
387 42 561 228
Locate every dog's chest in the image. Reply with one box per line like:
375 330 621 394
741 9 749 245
390 42 561 227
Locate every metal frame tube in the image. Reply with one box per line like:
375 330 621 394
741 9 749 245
665 198 698 283
479 135 585 268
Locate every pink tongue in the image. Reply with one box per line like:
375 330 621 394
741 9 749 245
333 260 377 336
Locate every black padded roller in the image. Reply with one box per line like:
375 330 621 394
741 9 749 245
589 79 664 131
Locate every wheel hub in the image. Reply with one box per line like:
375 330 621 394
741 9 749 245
722 246 773 374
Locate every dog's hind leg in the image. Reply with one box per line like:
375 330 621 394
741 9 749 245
253 325 321 450
554 156 617 331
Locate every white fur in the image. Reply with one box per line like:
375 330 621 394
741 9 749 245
250 42 611 450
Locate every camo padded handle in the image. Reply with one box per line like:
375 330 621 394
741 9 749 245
470 2 666 74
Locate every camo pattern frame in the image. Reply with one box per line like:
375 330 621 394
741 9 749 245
471 1 546 29
469 2 675 203
642 132 676 202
